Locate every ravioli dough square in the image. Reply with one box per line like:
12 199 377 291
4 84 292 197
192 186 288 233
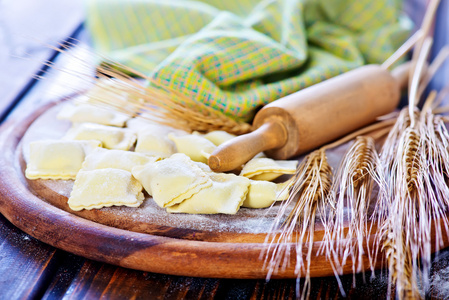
25 140 101 180
195 130 236 146
240 157 298 181
135 131 176 158
68 168 144 211
168 133 216 163
64 123 136 150
57 102 129 127
81 148 158 172
167 173 250 214
132 153 212 207
242 180 291 208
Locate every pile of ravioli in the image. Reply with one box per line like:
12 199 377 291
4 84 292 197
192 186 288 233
25 96 297 215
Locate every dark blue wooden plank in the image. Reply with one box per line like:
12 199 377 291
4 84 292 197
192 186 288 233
0 23 84 123
0 0 85 123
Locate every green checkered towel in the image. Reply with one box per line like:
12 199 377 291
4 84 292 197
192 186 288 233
86 0 411 122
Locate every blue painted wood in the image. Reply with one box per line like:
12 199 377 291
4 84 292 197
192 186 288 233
0 0 84 123
430 0 449 93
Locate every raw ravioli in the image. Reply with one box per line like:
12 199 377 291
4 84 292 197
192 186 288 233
81 148 158 172
199 130 236 146
25 139 101 180
132 153 212 207
242 180 291 208
57 102 129 127
64 123 136 150
168 133 216 163
135 131 176 158
240 157 297 181
68 168 144 211
167 173 250 214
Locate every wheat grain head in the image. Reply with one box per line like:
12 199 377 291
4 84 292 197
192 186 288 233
42 40 253 135
263 148 332 299
327 136 381 278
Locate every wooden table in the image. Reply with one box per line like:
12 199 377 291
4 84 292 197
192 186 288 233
1 1 448 299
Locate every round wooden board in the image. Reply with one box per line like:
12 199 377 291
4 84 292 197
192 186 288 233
1 99 447 279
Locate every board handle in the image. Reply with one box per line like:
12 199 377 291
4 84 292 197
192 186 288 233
208 120 287 172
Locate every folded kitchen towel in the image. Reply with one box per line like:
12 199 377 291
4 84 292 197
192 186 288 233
86 0 411 122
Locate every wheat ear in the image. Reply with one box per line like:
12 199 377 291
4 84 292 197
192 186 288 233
43 40 252 135
380 224 415 299
92 64 252 134
385 127 425 299
263 148 332 299
380 119 449 299
377 37 449 299
327 136 382 278
369 109 412 275
419 97 449 250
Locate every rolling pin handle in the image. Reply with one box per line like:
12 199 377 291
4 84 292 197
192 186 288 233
208 120 288 172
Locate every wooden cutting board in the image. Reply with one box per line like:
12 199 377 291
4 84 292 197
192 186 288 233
0 99 446 279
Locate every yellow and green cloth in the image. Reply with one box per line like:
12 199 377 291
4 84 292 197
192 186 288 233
86 0 411 122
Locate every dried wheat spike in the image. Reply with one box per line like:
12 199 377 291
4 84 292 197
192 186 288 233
376 61 449 299
373 109 414 253
381 225 417 299
419 112 449 255
327 136 381 276
422 114 449 207
380 127 424 299
263 148 332 299
44 40 253 135
381 122 449 299
379 107 419 173
90 65 253 135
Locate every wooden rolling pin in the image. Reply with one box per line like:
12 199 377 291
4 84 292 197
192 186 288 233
208 63 411 172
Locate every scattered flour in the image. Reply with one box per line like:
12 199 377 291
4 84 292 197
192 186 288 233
21 103 302 235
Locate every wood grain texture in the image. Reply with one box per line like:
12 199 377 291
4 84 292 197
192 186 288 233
40 252 86 300
0 101 343 279
3 105 449 297
255 65 402 160
1 100 449 282
0 214 59 299
0 101 297 279
0 0 84 122
43 261 398 300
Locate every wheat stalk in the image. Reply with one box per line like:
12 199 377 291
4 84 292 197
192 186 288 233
385 127 424 299
375 34 449 299
327 136 382 278
381 224 415 299
416 46 449 102
42 39 252 135
407 0 441 94
263 148 332 299
431 86 449 114
261 118 397 298
381 29 425 70
39 12 449 298
91 64 252 135
419 99 449 251
376 100 449 299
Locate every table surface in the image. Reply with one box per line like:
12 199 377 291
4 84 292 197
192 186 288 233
1 1 449 299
